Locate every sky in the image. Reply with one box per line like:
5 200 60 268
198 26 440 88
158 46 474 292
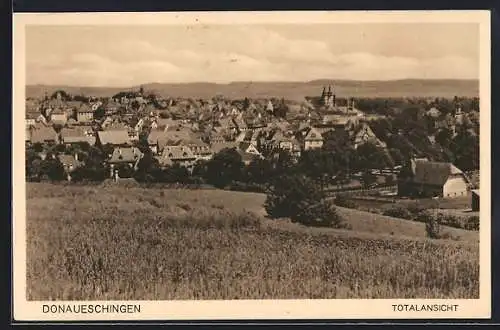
25 23 480 87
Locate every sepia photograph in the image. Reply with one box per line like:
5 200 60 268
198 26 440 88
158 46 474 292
12 11 491 321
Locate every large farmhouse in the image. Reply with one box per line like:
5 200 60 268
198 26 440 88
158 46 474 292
398 158 470 198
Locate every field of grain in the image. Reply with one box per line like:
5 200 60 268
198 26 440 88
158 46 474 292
26 183 479 300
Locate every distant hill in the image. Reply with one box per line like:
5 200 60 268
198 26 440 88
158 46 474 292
26 79 479 101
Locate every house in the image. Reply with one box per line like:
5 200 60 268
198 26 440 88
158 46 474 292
210 142 238 155
238 142 262 157
471 189 480 211
208 131 226 144
77 104 95 122
25 112 39 127
151 117 182 131
233 116 249 132
351 123 387 149
185 139 213 160
237 149 263 165
271 131 293 151
60 127 96 146
27 124 58 145
303 127 324 150
96 130 131 146
49 108 68 125
398 158 470 198
147 130 169 155
426 107 442 118
57 154 84 181
108 146 143 179
158 145 197 170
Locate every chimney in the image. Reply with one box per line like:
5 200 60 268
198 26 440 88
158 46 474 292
74 153 79 161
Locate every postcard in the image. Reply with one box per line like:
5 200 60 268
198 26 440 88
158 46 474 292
12 10 491 321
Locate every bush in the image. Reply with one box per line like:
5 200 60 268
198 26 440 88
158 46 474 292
383 206 413 220
265 174 345 228
425 216 442 239
227 181 267 193
294 199 345 228
465 216 480 231
415 211 433 223
406 202 425 215
334 194 357 209
439 214 462 228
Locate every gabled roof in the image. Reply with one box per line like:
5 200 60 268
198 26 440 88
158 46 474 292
210 142 238 154
426 107 442 118
162 145 196 161
77 103 95 113
27 125 58 143
57 154 84 171
304 127 323 141
411 159 467 186
97 130 130 146
237 149 262 163
26 112 40 120
109 147 143 164
63 136 96 145
50 107 66 115
103 122 130 131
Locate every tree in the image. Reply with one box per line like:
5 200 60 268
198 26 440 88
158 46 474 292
264 174 344 228
40 156 65 181
450 130 479 171
94 106 106 120
425 214 442 239
244 158 274 184
26 149 42 181
71 146 108 182
388 148 404 166
204 148 244 188
50 90 71 101
361 171 377 188
133 150 162 183
163 164 190 184
298 149 337 191
354 142 393 171
435 128 453 149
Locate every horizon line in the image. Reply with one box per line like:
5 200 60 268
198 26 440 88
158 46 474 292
26 78 479 90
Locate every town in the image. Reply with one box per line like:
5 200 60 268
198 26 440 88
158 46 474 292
25 84 480 232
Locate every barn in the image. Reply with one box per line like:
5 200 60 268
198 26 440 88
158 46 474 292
471 189 480 211
398 158 470 198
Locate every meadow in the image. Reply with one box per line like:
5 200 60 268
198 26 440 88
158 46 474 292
26 182 479 300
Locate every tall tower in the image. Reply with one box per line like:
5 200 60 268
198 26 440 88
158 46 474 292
331 85 336 107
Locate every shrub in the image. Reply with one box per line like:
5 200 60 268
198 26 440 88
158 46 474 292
294 199 345 228
383 206 413 220
334 194 357 209
406 202 425 215
425 216 442 239
440 214 462 228
465 216 480 231
415 211 433 223
265 174 345 228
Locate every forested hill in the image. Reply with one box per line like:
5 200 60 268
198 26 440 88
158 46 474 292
26 79 479 100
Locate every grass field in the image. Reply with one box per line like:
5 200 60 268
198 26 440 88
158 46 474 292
26 182 479 300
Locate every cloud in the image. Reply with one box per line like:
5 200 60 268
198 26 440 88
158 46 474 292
25 26 479 86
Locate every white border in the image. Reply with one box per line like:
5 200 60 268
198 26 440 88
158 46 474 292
12 10 492 321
